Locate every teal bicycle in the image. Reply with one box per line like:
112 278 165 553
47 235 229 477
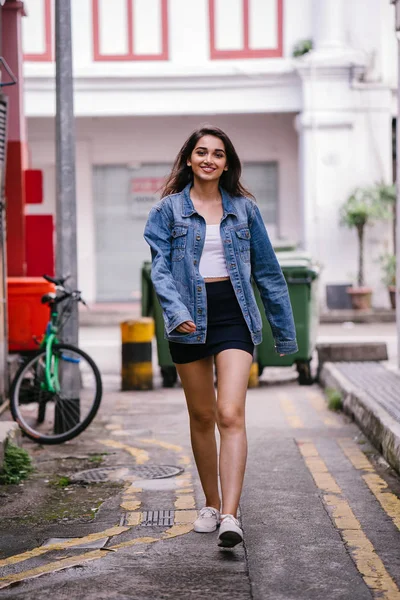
9 275 102 444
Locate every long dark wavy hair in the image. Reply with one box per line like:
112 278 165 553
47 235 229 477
160 126 255 199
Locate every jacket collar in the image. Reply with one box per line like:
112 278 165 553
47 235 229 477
181 183 238 219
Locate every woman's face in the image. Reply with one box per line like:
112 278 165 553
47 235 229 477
187 135 228 183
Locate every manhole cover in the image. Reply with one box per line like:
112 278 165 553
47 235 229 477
70 465 184 483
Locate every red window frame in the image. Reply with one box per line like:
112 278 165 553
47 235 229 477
209 0 283 60
92 0 169 61
24 0 52 62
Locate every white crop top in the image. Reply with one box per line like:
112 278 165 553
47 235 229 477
199 224 229 279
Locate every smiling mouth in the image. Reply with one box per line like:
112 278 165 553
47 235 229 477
201 166 216 173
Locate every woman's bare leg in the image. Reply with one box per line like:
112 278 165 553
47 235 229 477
176 356 220 509
215 349 253 517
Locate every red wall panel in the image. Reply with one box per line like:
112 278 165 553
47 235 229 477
25 170 43 204
25 215 55 277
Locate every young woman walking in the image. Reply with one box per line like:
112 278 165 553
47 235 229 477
144 127 298 548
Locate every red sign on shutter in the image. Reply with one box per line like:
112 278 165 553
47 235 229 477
131 177 165 194
130 176 166 218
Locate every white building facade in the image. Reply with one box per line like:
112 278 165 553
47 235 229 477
22 0 397 306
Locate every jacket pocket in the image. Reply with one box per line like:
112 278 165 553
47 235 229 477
171 225 188 261
235 228 251 263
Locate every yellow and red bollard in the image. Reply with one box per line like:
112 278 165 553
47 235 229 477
120 318 154 391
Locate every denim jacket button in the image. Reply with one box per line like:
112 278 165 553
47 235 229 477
194 260 198 266
230 263 235 268
196 235 201 241
197 286 202 292
197 336 201 341
197 308 202 315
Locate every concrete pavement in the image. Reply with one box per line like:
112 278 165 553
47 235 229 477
1 321 400 598
1 352 400 597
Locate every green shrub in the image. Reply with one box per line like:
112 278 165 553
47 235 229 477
0 443 33 485
54 476 70 488
325 388 343 412
292 39 313 57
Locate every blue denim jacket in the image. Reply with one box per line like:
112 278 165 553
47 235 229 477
143 183 298 354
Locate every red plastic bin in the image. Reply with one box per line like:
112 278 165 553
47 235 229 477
7 277 55 352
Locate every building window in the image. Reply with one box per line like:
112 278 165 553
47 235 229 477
23 0 52 62
209 0 283 59
92 0 169 61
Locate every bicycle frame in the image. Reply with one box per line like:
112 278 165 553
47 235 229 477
40 307 61 394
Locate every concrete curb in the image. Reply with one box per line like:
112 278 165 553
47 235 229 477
79 303 140 327
0 422 22 472
320 363 400 475
320 309 395 323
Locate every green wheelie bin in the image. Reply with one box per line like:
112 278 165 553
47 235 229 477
141 261 177 388
254 251 319 385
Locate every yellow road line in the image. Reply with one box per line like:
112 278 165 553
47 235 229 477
0 537 159 590
0 526 129 568
338 438 400 531
174 495 196 510
174 510 197 524
126 512 142 526
0 523 194 590
120 500 141 511
99 439 149 464
297 440 400 600
138 438 183 453
279 395 304 429
0 438 196 590
173 455 195 510
161 524 193 539
306 391 342 427
120 481 142 514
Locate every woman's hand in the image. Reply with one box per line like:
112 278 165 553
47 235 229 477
175 321 196 334
279 354 285 357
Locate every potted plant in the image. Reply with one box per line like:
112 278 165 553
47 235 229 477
380 253 396 309
340 187 388 310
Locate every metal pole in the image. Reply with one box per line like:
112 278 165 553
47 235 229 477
397 41 400 369
55 0 78 345
394 0 400 368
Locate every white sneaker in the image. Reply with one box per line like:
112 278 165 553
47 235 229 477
193 507 221 533
218 514 243 547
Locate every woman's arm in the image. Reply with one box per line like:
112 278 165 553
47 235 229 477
144 204 194 334
249 202 298 355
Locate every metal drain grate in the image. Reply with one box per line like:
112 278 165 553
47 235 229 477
70 465 184 484
141 510 175 527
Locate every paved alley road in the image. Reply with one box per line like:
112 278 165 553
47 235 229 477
1 378 400 599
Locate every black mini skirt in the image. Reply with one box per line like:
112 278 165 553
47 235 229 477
168 279 254 364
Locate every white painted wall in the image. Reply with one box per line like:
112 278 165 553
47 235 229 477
22 0 305 71
22 0 397 309
345 0 397 88
26 113 300 302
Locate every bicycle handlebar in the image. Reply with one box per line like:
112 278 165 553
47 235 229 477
43 274 70 286
42 274 87 307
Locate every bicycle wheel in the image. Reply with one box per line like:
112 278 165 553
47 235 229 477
10 344 102 444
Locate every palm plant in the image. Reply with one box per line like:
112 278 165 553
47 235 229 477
340 187 389 288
